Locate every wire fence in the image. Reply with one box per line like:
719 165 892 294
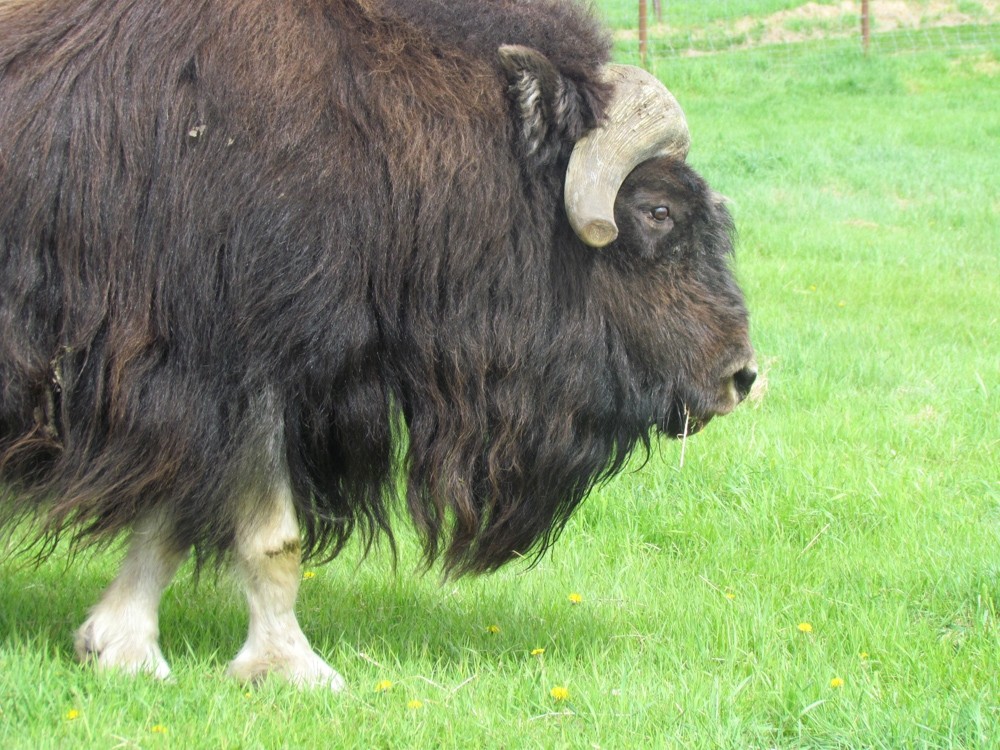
593 0 1000 63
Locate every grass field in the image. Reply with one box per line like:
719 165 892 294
2 29 999 750
597 1 999 57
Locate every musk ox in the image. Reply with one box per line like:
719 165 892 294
0 0 756 689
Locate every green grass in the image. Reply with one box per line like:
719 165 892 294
594 0 846 30
2 45 999 750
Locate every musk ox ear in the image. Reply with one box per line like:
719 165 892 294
498 44 595 165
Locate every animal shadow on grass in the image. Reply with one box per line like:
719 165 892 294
0 552 108 656
0 551 617 682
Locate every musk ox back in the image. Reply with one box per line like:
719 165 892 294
0 0 755 688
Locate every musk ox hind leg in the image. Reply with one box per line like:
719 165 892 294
75 511 189 679
226 477 345 691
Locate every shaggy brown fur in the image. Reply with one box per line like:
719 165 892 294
0 0 752 575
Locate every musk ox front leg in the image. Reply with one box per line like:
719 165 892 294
226 479 345 691
75 512 188 679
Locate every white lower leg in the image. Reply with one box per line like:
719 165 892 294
75 512 187 679
226 481 344 690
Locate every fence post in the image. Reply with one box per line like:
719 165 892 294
639 0 648 65
861 0 871 54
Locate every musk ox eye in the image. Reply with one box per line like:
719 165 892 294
650 206 670 222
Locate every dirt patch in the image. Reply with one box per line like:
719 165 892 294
966 51 1000 74
866 0 998 32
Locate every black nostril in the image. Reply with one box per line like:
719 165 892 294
732 365 757 401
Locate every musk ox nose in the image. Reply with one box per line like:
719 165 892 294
731 363 758 402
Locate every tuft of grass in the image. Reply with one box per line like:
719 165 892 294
2 43 999 750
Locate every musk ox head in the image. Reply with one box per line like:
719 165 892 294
505 56 755 418
497 46 755 437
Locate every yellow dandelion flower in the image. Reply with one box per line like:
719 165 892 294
860 652 869 660
65 709 80 721
302 571 316 580
407 699 424 710
151 725 168 734
830 677 844 689
724 592 736 600
375 679 394 693
485 624 500 634
530 648 545 656
549 685 570 701
797 622 813 633
567 592 583 605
